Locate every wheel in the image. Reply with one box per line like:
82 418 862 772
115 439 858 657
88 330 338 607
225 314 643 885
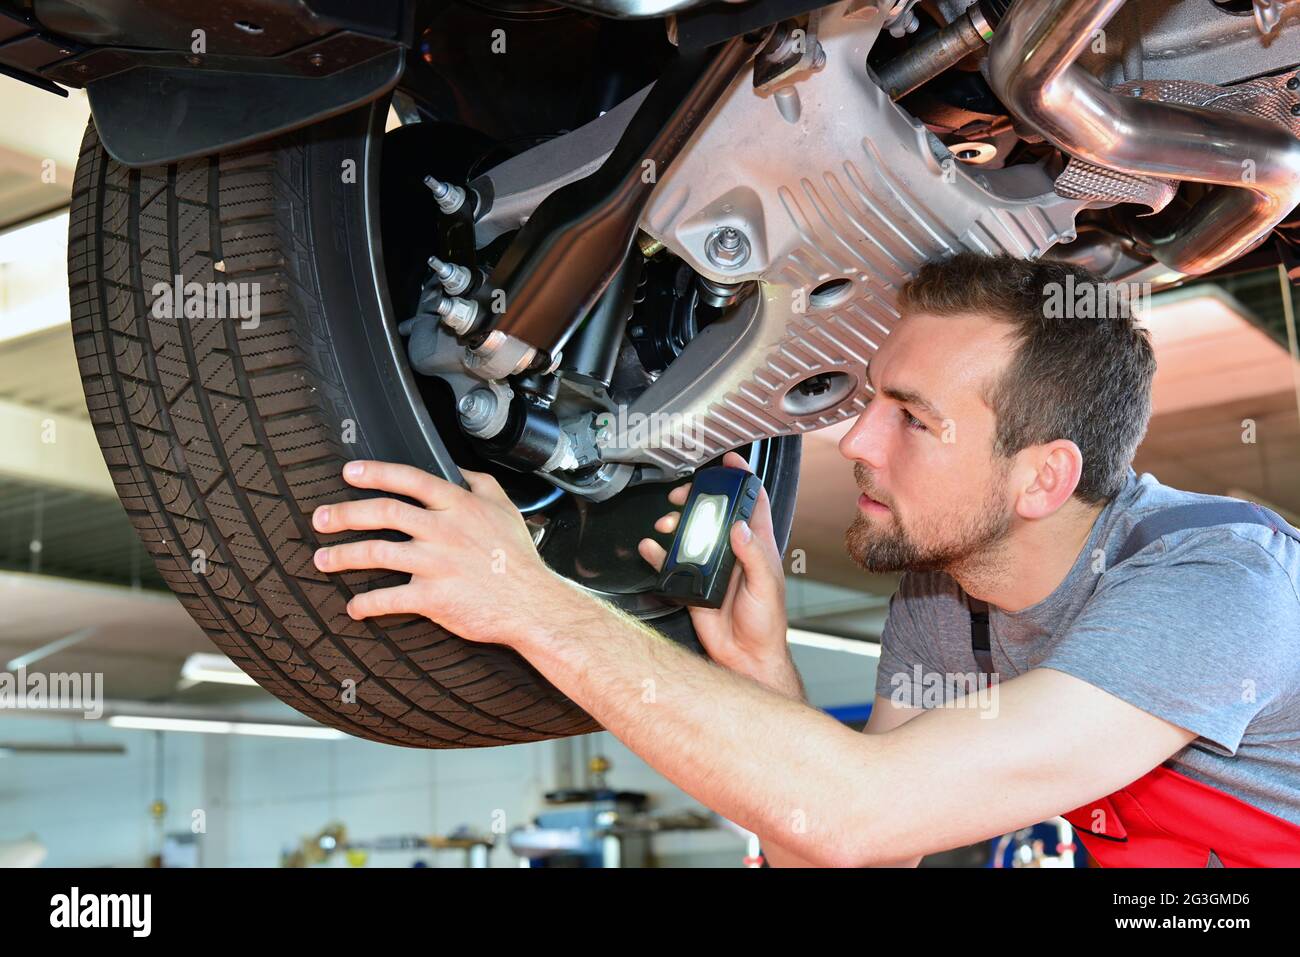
69 97 801 748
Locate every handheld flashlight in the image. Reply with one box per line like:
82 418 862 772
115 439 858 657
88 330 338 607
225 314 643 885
655 466 765 608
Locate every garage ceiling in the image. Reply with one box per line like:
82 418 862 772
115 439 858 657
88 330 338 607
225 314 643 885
0 79 87 230
0 572 252 705
0 325 85 417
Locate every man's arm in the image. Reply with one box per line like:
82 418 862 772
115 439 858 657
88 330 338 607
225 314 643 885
763 695 925 867
521 584 1196 867
860 697 925 867
863 694 927 735
313 461 1198 867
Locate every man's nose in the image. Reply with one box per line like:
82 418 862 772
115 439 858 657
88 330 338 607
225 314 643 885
838 398 888 468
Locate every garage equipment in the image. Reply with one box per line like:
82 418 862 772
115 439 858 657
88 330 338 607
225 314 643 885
509 755 721 867
281 822 495 868
509 791 719 868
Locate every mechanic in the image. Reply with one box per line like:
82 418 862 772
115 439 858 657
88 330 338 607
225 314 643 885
308 252 1300 867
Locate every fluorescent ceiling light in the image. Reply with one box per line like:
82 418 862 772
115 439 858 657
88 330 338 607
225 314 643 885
107 715 345 740
0 210 72 340
787 628 881 657
0 210 67 266
228 722 345 740
6 627 95 670
180 652 258 687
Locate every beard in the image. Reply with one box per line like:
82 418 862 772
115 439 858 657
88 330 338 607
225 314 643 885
844 461 1013 574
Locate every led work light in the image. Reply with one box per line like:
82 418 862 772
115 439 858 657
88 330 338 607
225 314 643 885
655 466 765 608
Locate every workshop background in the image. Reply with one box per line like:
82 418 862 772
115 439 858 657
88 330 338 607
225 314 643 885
2 75 1298 868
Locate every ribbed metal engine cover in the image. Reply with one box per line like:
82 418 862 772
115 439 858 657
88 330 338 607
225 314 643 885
609 1 1085 475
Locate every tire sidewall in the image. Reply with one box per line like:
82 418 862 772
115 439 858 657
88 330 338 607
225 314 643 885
267 100 803 654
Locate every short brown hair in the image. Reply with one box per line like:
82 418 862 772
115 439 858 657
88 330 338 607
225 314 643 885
899 252 1156 504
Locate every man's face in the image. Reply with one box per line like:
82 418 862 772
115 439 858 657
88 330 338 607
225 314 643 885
838 310 1017 574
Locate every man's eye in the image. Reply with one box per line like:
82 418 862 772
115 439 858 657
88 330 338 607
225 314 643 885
901 409 926 432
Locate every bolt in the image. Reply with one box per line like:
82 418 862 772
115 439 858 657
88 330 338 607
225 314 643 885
424 175 466 214
705 226 752 270
1291 103 1300 116
458 389 496 431
1288 75 1299 90
427 255 472 296
432 292 479 335
308 53 326 68
637 233 665 258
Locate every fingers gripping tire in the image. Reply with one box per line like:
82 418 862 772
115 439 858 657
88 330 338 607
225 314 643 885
69 102 801 748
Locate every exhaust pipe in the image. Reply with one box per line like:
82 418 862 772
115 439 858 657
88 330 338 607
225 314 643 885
988 0 1300 276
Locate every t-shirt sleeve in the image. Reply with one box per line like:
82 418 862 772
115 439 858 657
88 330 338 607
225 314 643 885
1035 528 1300 755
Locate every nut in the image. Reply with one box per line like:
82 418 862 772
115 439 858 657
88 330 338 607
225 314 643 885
704 226 751 270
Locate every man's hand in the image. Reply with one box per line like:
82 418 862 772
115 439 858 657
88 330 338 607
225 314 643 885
310 460 586 646
637 451 802 700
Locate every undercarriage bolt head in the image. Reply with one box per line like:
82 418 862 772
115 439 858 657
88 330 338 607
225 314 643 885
458 389 496 431
423 175 467 215
427 255 473 296
705 226 752 270
432 292 480 335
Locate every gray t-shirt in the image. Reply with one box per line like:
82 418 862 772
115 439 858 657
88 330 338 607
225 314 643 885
875 467 1300 825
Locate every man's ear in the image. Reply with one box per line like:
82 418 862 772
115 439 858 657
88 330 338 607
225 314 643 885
1012 440 1083 520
